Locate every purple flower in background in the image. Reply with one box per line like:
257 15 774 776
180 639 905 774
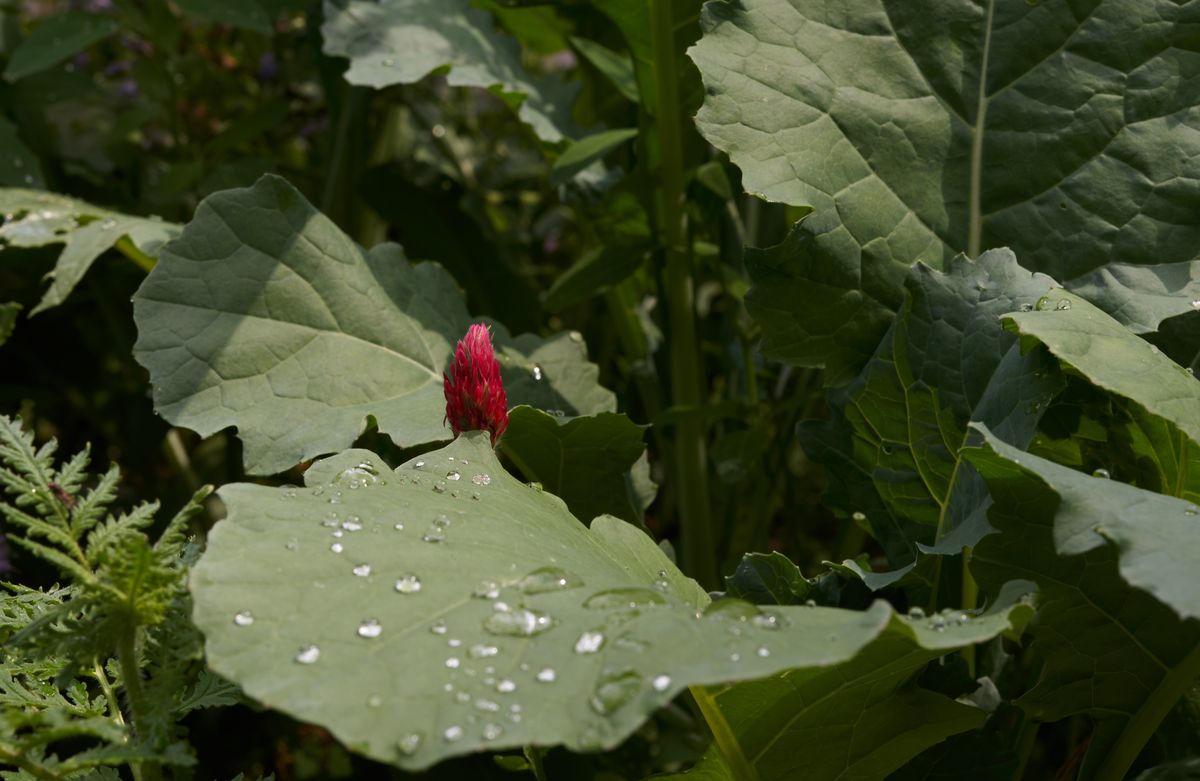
541 49 577 73
117 79 138 99
258 52 278 82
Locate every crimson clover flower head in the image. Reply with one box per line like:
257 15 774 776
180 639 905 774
443 323 509 445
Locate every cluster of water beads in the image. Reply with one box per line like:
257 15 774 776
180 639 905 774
906 605 972 631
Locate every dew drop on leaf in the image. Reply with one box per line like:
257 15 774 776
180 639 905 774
430 619 448 634
536 667 556 683
469 644 499 659
1055 299 1072 311
475 698 499 712
482 723 504 741
367 695 382 708
651 674 671 692
233 610 254 626
357 619 383 638
518 566 584 595
342 516 363 531
395 574 422 594
584 588 667 610
1092 468 1111 479
907 606 925 619
330 542 344 554
531 364 543 381
757 646 770 657
484 606 555 637
446 470 461 481
496 678 516 693
574 630 605 654
397 733 422 756
472 473 491 486
295 645 320 664
443 725 463 742
590 669 640 715
445 657 461 669
352 563 371 577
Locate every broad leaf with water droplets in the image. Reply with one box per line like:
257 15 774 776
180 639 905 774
192 433 1031 770
132 175 614 474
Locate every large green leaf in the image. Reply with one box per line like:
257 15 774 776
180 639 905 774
132 175 615 475
192 433 1028 770
1004 291 1200 446
695 0 1200 374
3 11 119 81
0 189 179 315
321 0 577 141
499 406 652 527
966 426 1200 779
797 249 1063 568
691 581 1034 781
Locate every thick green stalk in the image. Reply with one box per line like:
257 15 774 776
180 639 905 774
1091 641 1200 781
116 629 161 781
651 0 717 588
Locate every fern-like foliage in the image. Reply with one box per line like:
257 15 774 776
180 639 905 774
0 415 238 780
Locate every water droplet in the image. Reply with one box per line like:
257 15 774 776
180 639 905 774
472 473 492 486
496 678 516 693
474 580 502 599
328 491 343 504
569 330 584 343
472 491 482 500
1036 297 1054 311
443 725 463 742
574 630 605 654
295 645 321 664
1019 303 1034 312
100 218 117 230
352 563 372 577
367 694 383 708
482 723 504 741
357 619 383 638
331 529 344 539
342 517 363 531
1055 298 1072 311
756 646 770 657
651 674 671 692
394 522 405 531
430 619 448 634
414 460 425 468
321 515 340 528
446 657 461 669
233 610 254 626
929 615 947 632
475 697 500 712
590 669 639 715
531 364 543 381
730 652 741 662
453 690 470 703
907 606 926 619
444 470 460 482
383 57 395 66
1186 505 1199 517
397 733 422 756
851 511 867 524
1191 299 1200 310
484 605 555 636
433 480 448 493
536 667 556 682
519 566 584 595
584 588 668 610
752 612 782 630
448 638 463 648
395 574 422 594
285 539 299 551
422 530 446 543
330 542 344 554
469 644 499 659
1092 468 1111 479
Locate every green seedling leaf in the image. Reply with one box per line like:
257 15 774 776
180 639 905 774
1005 291 1200 446
0 189 179 315
321 0 578 141
569 36 639 103
798 249 1063 568
692 581 1035 781
696 0 1200 375
192 433 1015 771
173 0 273 34
132 175 615 475
0 302 19 347
551 128 639 183
722 552 809 606
0 117 43 189
4 11 119 81
967 425 1200 778
500 406 652 527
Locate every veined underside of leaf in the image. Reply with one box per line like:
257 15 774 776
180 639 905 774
132 175 616 474
192 433 1034 771
691 0 1200 373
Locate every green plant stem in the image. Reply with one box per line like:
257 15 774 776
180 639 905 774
962 549 978 677
1092 640 1200 781
116 629 161 781
1012 719 1039 781
524 745 548 781
689 685 759 781
114 236 155 272
651 0 717 588
94 657 126 727
967 0 995 259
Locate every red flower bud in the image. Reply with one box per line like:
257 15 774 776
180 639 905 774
443 323 509 444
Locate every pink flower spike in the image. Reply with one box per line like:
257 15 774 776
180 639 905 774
443 323 509 445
